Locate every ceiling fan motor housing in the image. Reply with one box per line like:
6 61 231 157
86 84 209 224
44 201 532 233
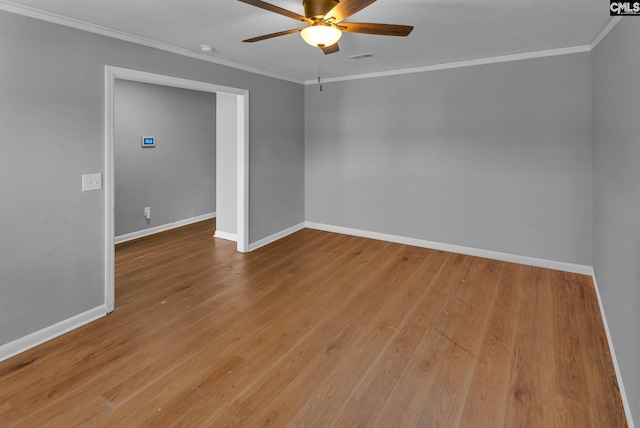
303 0 339 19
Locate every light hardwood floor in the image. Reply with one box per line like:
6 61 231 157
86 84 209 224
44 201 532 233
0 219 628 427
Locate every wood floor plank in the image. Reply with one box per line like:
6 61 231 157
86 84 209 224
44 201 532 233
371 253 475 427
504 266 554 427
549 270 591 421
568 272 628 428
0 220 628 427
411 257 504 427
458 262 524 427
324 250 452 427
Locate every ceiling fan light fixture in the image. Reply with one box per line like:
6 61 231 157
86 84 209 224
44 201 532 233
300 24 342 48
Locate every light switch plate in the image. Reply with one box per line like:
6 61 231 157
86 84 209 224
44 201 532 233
82 173 102 192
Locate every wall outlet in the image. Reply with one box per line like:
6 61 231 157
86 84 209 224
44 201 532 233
82 173 102 192
144 206 151 219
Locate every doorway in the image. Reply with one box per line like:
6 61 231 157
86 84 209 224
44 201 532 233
104 66 249 312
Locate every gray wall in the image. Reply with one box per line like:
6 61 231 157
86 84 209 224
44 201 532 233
251 82 306 242
592 18 639 424
0 10 305 347
114 80 216 237
306 53 593 265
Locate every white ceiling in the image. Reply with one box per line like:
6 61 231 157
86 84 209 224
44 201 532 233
1 0 611 83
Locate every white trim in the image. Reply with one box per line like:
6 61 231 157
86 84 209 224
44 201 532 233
114 212 216 244
104 66 115 312
304 222 592 275
105 66 250 96
248 222 306 252
214 231 238 242
0 306 107 363
0 1 301 85
105 66 250 313
591 17 623 49
304 45 591 85
590 271 636 428
236 93 250 253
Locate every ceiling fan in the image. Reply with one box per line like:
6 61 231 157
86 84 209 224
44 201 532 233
238 0 414 55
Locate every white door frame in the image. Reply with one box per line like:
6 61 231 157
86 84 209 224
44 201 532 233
104 65 249 312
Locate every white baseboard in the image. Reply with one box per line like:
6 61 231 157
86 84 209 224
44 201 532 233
0 305 107 363
590 271 635 428
214 230 237 242
248 222 306 252
304 222 592 275
115 212 216 244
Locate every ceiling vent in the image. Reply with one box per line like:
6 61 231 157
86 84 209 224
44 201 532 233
349 53 375 60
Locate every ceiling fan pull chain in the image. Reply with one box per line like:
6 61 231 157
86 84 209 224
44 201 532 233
318 46 323 91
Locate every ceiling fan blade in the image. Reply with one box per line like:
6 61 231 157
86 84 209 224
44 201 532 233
321 43 340 55
324 0 376 23
339 22 414 37
243 28 304 43
237 0 312 24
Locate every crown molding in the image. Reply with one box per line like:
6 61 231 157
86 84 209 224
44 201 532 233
0 1 615 87
591 17 622 49
304 45 592 85
0 0 303 84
